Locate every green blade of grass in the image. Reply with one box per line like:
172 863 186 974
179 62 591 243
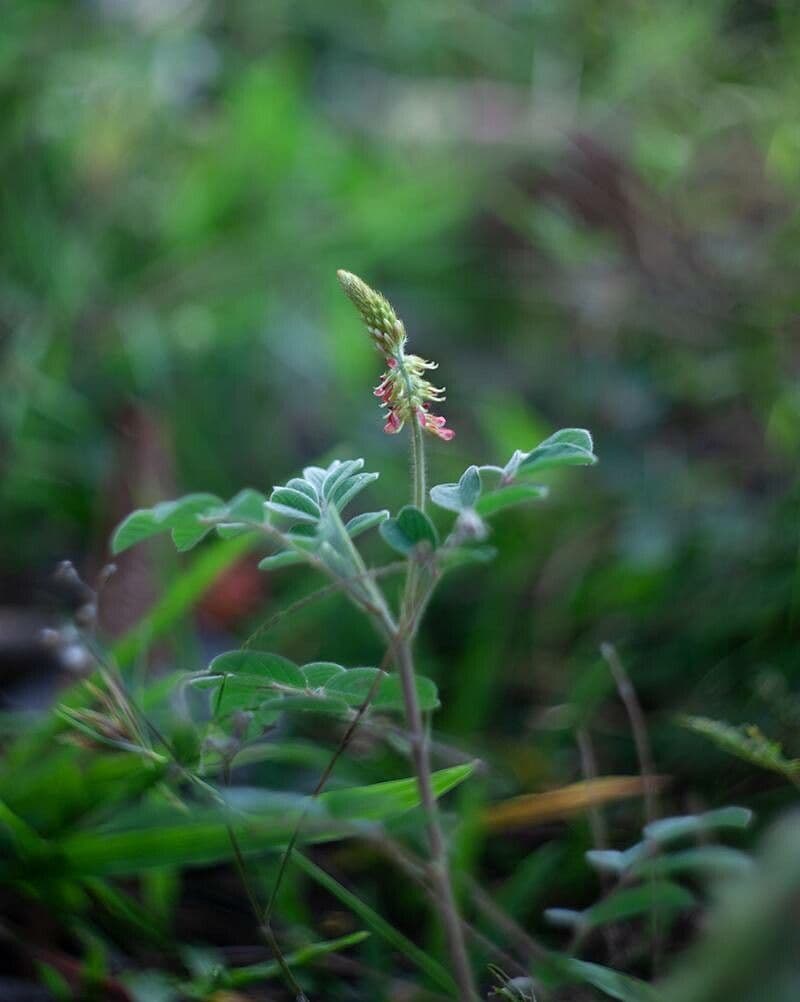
46 764 475 877
292 850 457 996
222 931 370 988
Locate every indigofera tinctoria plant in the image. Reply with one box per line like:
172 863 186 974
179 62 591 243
105 272 597 1001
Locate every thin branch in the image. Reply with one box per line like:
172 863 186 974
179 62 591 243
601 643 660 825
241 562 406 651
576 725 619 962
371 834 529 979
465 876 548 963
263 643 396 926
576 726 610 853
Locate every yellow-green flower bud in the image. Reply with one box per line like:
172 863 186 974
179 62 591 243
336 270 407 357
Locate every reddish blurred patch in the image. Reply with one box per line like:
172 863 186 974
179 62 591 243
197 556 265 630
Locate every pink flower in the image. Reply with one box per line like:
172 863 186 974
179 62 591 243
339 270 455 442
417 407 455 441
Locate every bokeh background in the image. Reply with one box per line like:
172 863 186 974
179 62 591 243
3 0 800 997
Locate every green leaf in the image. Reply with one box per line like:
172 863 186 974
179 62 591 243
257 694 350 716
227 488 268 521
475 483 548 518
429 465 481 512
258 551 306 571
216 489 268 538
323 667 384 704
517 428 597 476
208 651 305 689
266 487 321 522
286 477 319 501
111 494 224 554
644 806 753 844
332 471 380 510
111 509 163 554
322 762 475 821
54 764 476 877
380 505 439 555
550 957 659 1002
301 466 328 493
323 668 439 712
586 846 647 876
302 662 346 687
429 483 462 513
546 882 694 932
372 674 439 712
345 509 390 538
583 881 694 929
190 674 270 716
322 459 364 499
632 846 753 880
167 495 224 552
458 465 482 506
438 545 497 571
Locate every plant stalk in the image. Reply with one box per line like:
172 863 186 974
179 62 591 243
395 404 478 1002
393 632 479 1001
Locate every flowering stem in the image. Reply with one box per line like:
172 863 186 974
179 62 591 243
393 633 478 1000
409 396 427 513
393 430 478 1002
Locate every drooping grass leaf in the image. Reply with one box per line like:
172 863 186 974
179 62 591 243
49 764 475 877
221 931 371 988
322 762 474 821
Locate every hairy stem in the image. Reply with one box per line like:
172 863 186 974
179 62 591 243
394 424 478 1001
410 401 427 512
393 633 478 1001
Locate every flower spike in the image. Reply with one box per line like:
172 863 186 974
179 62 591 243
337 270 455 441
336 270 407 357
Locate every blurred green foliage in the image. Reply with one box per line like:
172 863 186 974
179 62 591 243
3 0 800 998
